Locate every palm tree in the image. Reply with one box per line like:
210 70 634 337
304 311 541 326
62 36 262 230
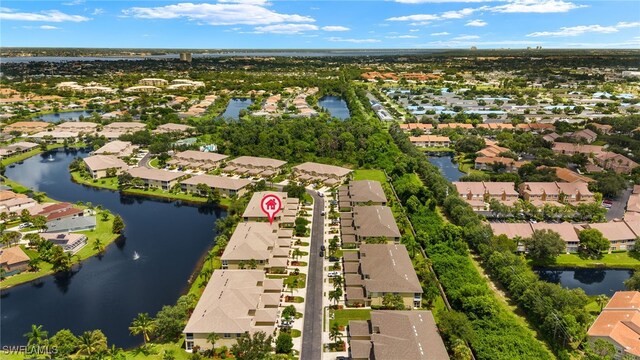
329 288 342 306
93 239 105 254
290 278 299 295
76 330 107 356
129 313 155 345
332 275 343 289
596 295 609 312
292 248 303 261
206 333 219 350
24 324 48 347
205 249 216 269
199 267 213 287
248 258 258 269
329 323 342 344
28 257 41 272
107 344 123 360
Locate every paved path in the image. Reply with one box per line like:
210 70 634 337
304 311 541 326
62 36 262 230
607 187 631 221
301 190 324 360
139 152 153 168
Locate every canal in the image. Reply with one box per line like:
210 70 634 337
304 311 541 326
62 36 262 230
0 149 226 348
318 96 350 120
427 155 465 182
535 267 633 296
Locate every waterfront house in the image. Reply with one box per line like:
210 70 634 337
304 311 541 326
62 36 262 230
83 155 129 179
46 216 97 233
292 162 352 186
37 202 85 222
180 174 251 198
490 222 581 253
40 232 88 254
220 222 291 271
183 270 283 351
0 141 39 158
242 191 298 226
0 246 30 276
348 311 449 360
93 140 137 158
127 167 186 190
29 131 79 144
588 291 640 359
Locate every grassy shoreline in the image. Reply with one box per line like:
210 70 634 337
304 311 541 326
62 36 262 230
528 252 640 269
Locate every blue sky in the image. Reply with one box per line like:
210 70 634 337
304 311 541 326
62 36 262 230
1 0 639 48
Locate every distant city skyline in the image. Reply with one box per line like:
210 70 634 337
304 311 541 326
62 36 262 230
1 0 639 49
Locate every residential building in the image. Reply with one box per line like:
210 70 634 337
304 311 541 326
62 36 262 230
474 156 526 172
83 155 129 179
292 162 352 186
348 311 449 360
181 174 251 198
595 152 639 174
571 129 598 143
476 142 509 158
438 123 473 130
409 135 451 148
453 181 518 209
0 141 39 158
0 246 30 276
346 205 401 243
37 202 85 222
592 123 613 134
93 140 137 158
519 182 595 204
127 167 186 190
490 222 581 252
139 78 168 87
2 121 50 134
40 232 88 254
344 244 422 308
55 121 99 134
580 221 637 251
543 132 560 143
242 191 298 226
152 123 195 135
183 270 283 351
338 180 388 209
0 196 37 215
476 123 514 130
46 216 97 233
516 123 556 132
220 222 291 271
588 291 640 359
552 142 604 156
224 156 287 178
543 166 594 183
102 122 146 135
29 131 79 144
169 150 228 171
125 85 161 94
399 123 433 133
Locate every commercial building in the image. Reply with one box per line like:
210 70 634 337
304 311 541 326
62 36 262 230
183 270 283 351
348 311 449 360
224 156 287 178
127 167 186 190
338 180 388 210
181 174 251 198
83 155 129 179
220 222 292 271
588 291 640 359
292 162 352 186
344 244 422 308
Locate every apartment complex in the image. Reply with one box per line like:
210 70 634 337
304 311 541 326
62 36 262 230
220 222 291 271
83 155 129 179
181 174 251 198
588 291 640 359
168 150 228 171
224 156 287 178
183 270 283 351
242 191 299 226
292 162 352 186
338 180 388 209
408 135 451 148
127 167 186 190
2 121 50 134
453 181 519 210
340 205 401 245
519 182 595 205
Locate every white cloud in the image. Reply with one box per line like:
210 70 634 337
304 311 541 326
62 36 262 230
92 8 104 16
386 35 419 39
465 19 487 26
40 25 59 30
396 0 494 2
124 2 314 26
326 37 380 43
420 39 545 47
387 7 481 23
431 31 450 36
62 0 85 6
527 21 640 37
218 0 269 4
388 14 439 22
453 35 480 40
254 23 318 34
322 25 350 31
491 0 587 13
409 28 420 32
0 8 90 22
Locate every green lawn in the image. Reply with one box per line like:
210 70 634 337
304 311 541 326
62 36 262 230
529 252 640 269
188 243 223 297
122 187 231 208
330 309 371 328
71 171 120 191
417 147 455 153
352 169 387 183
149 157 160 168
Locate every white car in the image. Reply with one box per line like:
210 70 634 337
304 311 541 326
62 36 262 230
317 191 324 197
328 271 340 278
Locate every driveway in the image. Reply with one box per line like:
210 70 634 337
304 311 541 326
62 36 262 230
300 190 324 360
138 152 153 168
606 187 631 221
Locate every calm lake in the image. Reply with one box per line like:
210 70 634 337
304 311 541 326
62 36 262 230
427 156 465 182
318 96 350 120
536 268 633 296
220 98 253 121
36 111 95 123
0 149 226 348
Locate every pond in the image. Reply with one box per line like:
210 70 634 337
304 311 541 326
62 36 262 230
427 156 465 182
318 96 350 120
220 98 253 121
35 110 96 123
0 149 226 348
535 267 633 296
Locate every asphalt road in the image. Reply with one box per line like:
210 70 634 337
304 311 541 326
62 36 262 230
139 152 153 168
607 187 632 221
300 190 324 360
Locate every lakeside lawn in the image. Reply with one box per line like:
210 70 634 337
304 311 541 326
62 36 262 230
0 211 119 289
71 171 119 191
529 252 640 269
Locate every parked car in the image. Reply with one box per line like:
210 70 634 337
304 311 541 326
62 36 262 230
328 256 339 262
319 251 324 257
328 271 340 278
321 211 326 216
321 245 326 251
18 222 32 229
317 191 324 197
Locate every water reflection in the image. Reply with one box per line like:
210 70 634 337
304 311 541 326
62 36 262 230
536 267 633 296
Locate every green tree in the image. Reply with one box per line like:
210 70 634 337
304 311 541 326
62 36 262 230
329 288 342 306
625 272 640 291
579 228 610 259
93 238 105 254
24 324 48 348
50 246 73 272
49 329 79 356
28 257 41 272
76 330 108 356
112 215 125 234
329 323 342 345
275 332 293 354
524 229 566 261
382 293 405 310
32 215 48 232
584 339 616 360
437 311 475 343
207 332 219 350
596 295 609 312
230 331 273 360
281 305 296 321
129 313 156 345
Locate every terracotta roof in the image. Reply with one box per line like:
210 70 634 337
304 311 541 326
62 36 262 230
588 310 640 357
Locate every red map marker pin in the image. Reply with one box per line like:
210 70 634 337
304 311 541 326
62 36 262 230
261 194 282 225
